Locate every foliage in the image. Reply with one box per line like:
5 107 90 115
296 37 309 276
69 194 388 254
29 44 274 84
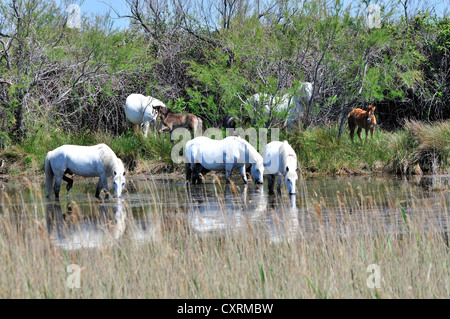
0 0 449 175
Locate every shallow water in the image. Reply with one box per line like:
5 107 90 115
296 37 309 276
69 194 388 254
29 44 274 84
0 174 449 250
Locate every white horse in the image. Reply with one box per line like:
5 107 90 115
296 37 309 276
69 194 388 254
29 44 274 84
263 141 298 194
248 82 313 128
184 136 264 184
124 93 165 137
45 143 126 199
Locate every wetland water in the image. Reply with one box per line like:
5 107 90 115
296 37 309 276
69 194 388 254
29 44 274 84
0 174 449 250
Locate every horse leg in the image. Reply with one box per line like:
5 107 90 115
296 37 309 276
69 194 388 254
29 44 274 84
225 163 234 184
95 182 102 199
194 118 203 137
277 172 282 193
63 175 73 192
95 175 109 199
267 174 275 194
239 165 247 184
185 163 192 183
349 128 355 142
133 123 139 135
101 175 110 199
193 163 203 184
348 117 355 142
53 174 63 199
190 163 197 184
142 121 150 138
357 127 363 143
158 125 171 134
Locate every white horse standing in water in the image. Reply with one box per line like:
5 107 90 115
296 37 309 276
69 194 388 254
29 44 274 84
124 93 165 137
248 82 313 128
184 136 264 185
263 141 298 194
45 143 126 199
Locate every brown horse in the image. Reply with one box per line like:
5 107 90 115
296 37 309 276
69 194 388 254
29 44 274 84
348 105 377 142
153 105 203 141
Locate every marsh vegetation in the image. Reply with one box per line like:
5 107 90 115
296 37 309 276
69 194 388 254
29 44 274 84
0 175 448 298
0 0 449 299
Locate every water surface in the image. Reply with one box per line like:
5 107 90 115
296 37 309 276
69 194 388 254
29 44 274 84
1 174 448 250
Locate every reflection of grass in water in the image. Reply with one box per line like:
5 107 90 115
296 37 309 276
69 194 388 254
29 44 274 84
0 176 448 298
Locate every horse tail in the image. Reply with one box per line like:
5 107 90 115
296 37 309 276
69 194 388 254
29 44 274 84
45 151 54 198
348 113 356 130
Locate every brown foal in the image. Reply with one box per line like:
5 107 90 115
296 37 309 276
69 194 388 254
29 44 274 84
348 105 377 142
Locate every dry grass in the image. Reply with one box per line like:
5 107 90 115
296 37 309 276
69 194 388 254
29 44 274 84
405 120 450 172
0 177 448 299
389 120 450 174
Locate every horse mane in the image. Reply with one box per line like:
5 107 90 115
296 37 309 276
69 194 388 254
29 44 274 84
97 144 122 175
232 136 263 165
280 141 297 173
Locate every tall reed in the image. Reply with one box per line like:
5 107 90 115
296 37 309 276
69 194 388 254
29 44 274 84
0 176 448 298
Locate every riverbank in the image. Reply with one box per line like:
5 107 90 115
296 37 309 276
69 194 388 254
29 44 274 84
0 120 449 180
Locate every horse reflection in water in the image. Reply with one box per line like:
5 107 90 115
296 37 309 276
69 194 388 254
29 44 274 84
46 199 127 250
187 184 266 234
186 183 299 242
265 195 299 243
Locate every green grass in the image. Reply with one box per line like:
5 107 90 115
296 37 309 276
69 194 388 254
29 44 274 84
1 120 449 176
287 121 450 175
0 127 174 175
287 125 393 174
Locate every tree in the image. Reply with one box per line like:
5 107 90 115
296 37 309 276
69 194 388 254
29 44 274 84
0 0 104 141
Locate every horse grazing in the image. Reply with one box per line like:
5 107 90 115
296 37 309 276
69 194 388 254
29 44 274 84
263 141 298 194
153 105 203 142
124 93 165 137
45 143 126 199
184 136 264 185
247 82 313 128
348 105 377 142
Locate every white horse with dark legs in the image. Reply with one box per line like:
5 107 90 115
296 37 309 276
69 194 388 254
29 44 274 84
263 141 298 194
184 136 264 185
124 93 165 137
248 82 313 128
45 144 126 199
